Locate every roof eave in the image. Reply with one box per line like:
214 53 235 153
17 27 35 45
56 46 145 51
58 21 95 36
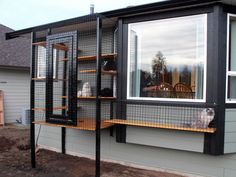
6 0 220 40
0 65 30 71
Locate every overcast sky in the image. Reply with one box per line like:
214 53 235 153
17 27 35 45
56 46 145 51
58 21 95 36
0 0 163 30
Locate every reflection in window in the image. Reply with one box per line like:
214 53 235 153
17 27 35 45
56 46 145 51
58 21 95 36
127 14 207 100
227 15 236 102
37 46 57 78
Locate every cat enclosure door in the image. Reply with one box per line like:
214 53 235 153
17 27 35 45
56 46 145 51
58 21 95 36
45 31 78 125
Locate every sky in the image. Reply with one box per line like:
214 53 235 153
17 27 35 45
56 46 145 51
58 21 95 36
0 0 162 30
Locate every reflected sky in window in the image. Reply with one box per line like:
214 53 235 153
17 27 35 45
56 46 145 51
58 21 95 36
129 14 206 73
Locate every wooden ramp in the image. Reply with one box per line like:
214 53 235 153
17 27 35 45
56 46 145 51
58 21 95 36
0 90 4 126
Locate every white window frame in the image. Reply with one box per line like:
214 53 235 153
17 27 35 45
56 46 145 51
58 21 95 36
37 46 57 79
226 13 236 103
126 14 208 103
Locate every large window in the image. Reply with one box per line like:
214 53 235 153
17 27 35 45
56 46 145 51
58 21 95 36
226 14 236 103
127 14 207 101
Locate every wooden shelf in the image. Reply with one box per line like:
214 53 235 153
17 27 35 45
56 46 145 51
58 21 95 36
80 70 117 75
61 96 116 100
78 53 116 61
33 119 114 131
104 119 216 133
60 54 116 62
33 105 81 111
32 78 67 81
32 78 82 82
78 96 116 100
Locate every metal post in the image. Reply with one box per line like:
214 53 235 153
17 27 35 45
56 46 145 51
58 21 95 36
61 51 67 154
61 127 66 154
45 29 52 122
95 16 102 177
30 32 36 168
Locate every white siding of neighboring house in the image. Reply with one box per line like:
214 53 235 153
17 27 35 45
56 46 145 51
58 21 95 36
0 68 30 123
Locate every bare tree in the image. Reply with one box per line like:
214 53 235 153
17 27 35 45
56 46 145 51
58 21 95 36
152 51 166 85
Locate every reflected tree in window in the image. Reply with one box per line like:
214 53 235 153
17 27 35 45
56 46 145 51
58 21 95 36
151 51 166 86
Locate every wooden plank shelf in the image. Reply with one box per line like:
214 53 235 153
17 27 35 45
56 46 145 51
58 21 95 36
33 119 114 131
32 78 82 82
80 70 117 75
104 119 216 133
61 96 116 100
60 54 116 62
32 105 81 111
78 96 116 100
78 53 116 61
32 78 67 81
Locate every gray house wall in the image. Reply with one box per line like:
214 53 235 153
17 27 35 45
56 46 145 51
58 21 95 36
225 109 236 154
0 68 30 123
36 126 236 177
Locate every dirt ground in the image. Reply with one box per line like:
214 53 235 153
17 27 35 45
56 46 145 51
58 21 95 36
0 125 185 177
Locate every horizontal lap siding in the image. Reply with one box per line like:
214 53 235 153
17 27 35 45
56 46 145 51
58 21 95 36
0 69 30 123
125 105 204 152
126 126 204 152
38 126 236 177
224 109 236 153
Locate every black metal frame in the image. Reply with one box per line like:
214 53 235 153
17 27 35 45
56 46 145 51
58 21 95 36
30 32 36 168
95 16 102 177
46 31 78 126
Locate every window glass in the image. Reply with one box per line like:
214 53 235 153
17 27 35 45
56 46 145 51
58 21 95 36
230 19 236 71
127 14 207 100
37 46 57 78
227 15 236 102
228 76 236 100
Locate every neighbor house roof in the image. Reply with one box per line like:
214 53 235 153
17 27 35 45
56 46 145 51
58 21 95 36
0 24 30 70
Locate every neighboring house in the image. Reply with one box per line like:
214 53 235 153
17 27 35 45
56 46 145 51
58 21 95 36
6 0 236 177
0 24 30 123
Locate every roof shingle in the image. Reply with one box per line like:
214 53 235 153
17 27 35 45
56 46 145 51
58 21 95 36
0 24 30 69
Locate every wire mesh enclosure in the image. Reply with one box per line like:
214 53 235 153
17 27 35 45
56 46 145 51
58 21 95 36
106 102 217 133
32 14 117 131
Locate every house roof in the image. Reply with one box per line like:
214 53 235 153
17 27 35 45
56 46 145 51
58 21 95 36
5 0 234 40
0 24 30 69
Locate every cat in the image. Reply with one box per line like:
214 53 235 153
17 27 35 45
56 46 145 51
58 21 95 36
81 82 92 97
191 108 215 128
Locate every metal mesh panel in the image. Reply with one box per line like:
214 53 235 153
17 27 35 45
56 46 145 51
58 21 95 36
32 14 117 131
117 102 217 132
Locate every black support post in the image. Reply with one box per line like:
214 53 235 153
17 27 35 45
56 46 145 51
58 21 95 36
95 17 102 177
61 50 67 154
204 5 227 155
45 29 52 122
30 32 36 168
61 127 66 154
116 19 127 143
